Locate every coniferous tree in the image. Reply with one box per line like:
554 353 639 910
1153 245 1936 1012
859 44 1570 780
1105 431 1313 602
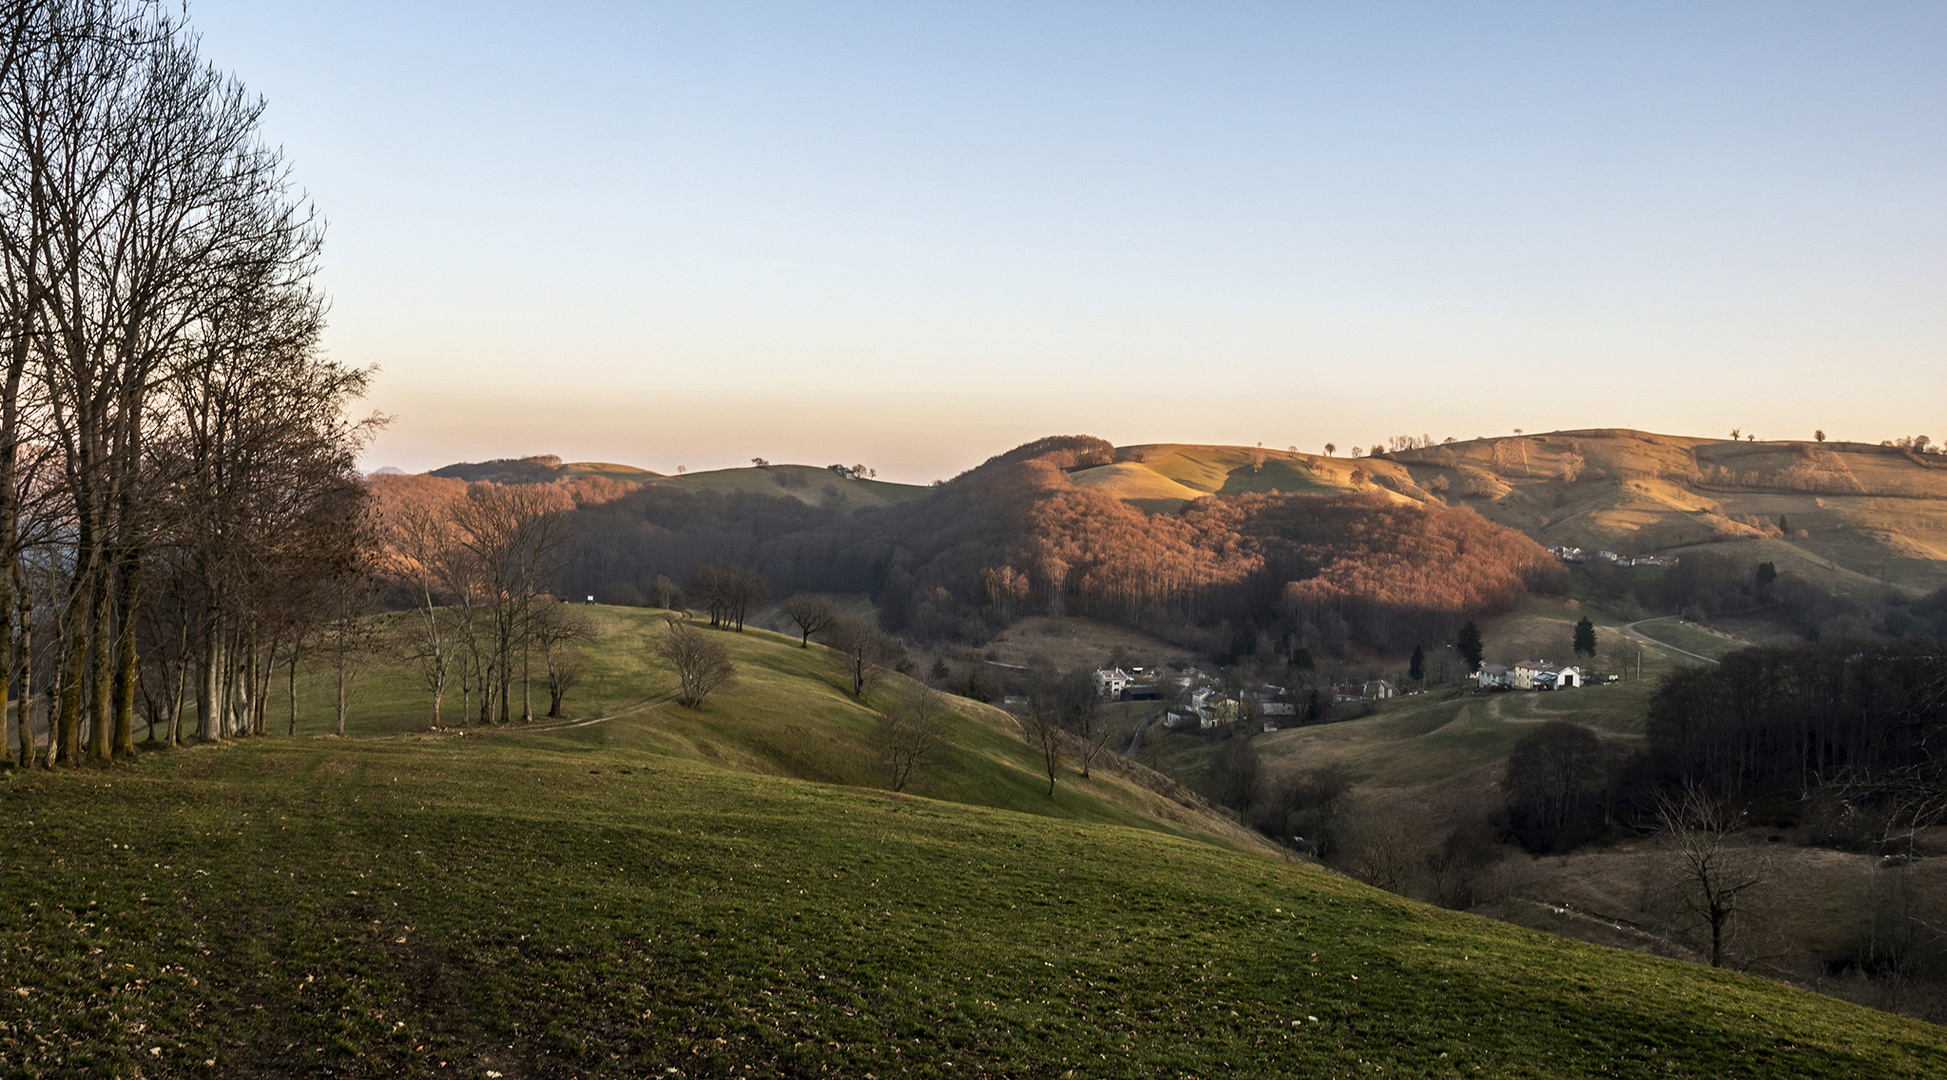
1573 617 1597 660
1455 621 1484 673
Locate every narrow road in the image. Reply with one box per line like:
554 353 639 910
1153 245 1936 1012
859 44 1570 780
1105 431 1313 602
1124 707 1165 757
1622 616 1721 666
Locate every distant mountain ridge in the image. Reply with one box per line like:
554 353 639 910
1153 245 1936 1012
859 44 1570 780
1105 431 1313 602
423 429 1947 628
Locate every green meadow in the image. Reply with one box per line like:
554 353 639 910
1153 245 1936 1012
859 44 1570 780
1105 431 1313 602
4 611 1943 1078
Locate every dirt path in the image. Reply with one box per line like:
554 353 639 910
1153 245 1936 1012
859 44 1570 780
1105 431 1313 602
1622 616 1722 666
525 692 677 732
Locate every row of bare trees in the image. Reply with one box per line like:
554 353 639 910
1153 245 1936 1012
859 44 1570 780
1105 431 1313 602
371 475 584 727
2 1 375 764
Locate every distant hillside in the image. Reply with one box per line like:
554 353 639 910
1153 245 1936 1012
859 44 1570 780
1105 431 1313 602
430 454 662 485
1390 430 1947 596
426 455 928 510
1053 433 1947 597
415 430 1947 658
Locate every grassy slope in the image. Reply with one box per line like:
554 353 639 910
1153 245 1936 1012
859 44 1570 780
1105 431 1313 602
291 608 1263 851
1138 600 1699 814
1400 431 1947 596
1067 433 1947 597
645 464 931 509
6 727 1946 1079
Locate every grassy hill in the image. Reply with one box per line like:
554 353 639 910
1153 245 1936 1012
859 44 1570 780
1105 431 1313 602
7 675 1946 1077
1391 430 1947 597
292 607 1256 847
1044 434 1947 599
426 432 1947 600
646 464 931 510
424 456 930 511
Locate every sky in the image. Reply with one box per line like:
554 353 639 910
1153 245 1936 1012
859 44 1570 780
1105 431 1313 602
189 1 1946 483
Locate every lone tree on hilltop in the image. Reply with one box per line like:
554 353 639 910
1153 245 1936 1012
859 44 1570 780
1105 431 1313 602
1455 621 1484 673
1573 617 1597 660
1814 429 1826 443
659 618 735 708
780 593 837 647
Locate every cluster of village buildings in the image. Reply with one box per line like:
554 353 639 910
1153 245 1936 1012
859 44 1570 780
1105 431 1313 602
1475 659 1583 690
1087 651 1585 735
1547 545 1677 568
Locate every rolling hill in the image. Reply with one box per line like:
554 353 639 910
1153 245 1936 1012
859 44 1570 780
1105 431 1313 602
6 611 1945 1077
1050 432 1947 598
424 432 1947 602
426 455 930 510
423 430 1947 657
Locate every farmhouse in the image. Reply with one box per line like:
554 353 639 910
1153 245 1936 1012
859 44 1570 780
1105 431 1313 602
1476 663 1513 689
1092 668 1131 701
1332 679 1397 704
1511 660 1582 690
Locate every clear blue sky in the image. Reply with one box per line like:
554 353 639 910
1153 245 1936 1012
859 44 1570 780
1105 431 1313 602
191 1 1946 481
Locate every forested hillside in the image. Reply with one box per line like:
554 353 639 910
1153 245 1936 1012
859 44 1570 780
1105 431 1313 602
549 436 1562 664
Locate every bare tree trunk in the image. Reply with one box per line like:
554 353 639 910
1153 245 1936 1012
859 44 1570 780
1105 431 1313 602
335 642 347 736
254 632 274 735
196 630 220 743
110 551 139 756
14 567 31 768
167 619 188 746
86 560 113 760
55 556 94 765
521 608 533 722
235 626 255 737
286 647 298 736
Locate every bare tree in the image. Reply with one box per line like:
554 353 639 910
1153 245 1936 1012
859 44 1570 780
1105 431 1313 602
1337 799 1421 894
659 617 733 709
372 476 464 727
1657 785 1768 968
821 614 905 702
879 683 948 793
780 593 836 647
693 561 765 632
647 573 684 610
318 573 379 737
450 481 574 722
1054 667 1116 780
0 0 365 762
531 598 595 718
1022 695 1064 797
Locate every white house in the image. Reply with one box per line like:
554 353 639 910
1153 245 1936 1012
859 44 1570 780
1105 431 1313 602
1476 663 1513 689
1092 668 1131 701
1512 660 1583 690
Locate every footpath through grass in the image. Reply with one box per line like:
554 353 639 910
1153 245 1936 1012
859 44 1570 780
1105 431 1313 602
4 728 1945 1079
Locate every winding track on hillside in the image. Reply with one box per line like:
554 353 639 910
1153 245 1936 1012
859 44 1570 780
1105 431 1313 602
1621 616 1722 666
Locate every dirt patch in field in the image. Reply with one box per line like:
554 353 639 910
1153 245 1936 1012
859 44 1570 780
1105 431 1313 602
975 616 1201 673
